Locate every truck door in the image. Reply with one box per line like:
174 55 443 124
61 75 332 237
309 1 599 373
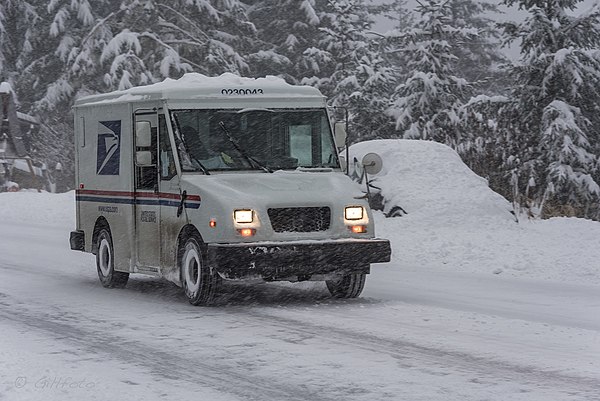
134 112 161 271
157 114 181 269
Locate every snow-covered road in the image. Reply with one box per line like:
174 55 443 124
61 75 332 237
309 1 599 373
1 213 599 401
2 141 600 400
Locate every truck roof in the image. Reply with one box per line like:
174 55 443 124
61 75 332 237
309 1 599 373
74 73 325 108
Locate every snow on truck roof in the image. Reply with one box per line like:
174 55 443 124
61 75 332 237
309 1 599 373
74 73 324 107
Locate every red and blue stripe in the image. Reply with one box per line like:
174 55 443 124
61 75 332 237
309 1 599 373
76 189 201 209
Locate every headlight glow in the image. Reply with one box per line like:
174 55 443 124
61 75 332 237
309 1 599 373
345 206 364 221
234 209 254 224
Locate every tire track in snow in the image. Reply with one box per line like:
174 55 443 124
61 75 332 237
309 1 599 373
0 300 337 401
237 309 600 400
4 288 597 401
0 262 85 281
2 262 599 400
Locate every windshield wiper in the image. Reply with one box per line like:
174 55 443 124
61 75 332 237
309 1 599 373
187 154 211 175
218 121 272 173
172 113 210 175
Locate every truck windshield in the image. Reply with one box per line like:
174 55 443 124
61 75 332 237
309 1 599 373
170 108 339 172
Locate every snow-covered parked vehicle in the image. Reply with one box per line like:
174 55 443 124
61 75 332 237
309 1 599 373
69 73 391 305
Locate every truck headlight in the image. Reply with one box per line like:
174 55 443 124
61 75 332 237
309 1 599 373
234 209 254 224
344 206 364 221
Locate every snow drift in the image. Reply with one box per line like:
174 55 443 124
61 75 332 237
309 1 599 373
350 139 515 225
350 139 600 284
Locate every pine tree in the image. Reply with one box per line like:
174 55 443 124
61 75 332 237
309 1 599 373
38 0 111 109
447 0 507 94
245 0 323 81
39 0 257 106
440 1 509 196
458 94 511 198
302 0 396 141
499 0 600 219
387 0 476 146
0 0 44 107
302 0 372 103
0 1 73 189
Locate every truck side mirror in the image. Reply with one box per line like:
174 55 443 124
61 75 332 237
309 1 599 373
136 121 152 147
334 122 347 148
136 151 153 167
362 153 383 176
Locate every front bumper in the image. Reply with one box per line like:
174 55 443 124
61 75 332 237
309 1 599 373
207 238 391 280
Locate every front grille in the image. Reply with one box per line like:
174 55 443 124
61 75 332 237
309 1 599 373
268 207 331 233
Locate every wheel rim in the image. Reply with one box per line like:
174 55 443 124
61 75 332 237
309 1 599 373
183 243 201 295
98 237 111 277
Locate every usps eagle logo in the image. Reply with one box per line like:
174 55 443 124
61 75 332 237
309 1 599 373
96 121 121 175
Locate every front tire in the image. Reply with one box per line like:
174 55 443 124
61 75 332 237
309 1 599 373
95 227 129 288
326 273 366 298
180 236 220 306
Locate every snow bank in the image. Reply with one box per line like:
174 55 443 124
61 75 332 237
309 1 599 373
350 139 515 226
351 139 600 284
0 191 74 228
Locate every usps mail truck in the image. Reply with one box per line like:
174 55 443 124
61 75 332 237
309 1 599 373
69 73 391 305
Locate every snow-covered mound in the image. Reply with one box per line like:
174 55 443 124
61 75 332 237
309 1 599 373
350 139 514 226
0 191 74 228
350 139 600 284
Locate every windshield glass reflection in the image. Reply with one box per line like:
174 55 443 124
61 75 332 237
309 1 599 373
170 108 339 172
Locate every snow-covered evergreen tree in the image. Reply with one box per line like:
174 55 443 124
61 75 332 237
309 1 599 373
302 0 396 141
245 0 323 81
387 0 476 146
302 0 373 104
499 0 600 219
447 0 507 94
0 1 75 189
40 0 256 106
37 0 107 109
357 0 413 140
458 94 512 197
0 0 44 106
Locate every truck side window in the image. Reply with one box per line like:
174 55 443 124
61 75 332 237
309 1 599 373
136 124 158 191
159 115 176 180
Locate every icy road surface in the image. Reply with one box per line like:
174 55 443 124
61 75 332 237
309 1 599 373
1 195 599 401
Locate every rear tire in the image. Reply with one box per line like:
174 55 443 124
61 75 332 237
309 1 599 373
180 236 220 306
326 273 366 298
95 227 129 288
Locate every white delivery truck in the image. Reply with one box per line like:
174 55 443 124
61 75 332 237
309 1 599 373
69 73 391 305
